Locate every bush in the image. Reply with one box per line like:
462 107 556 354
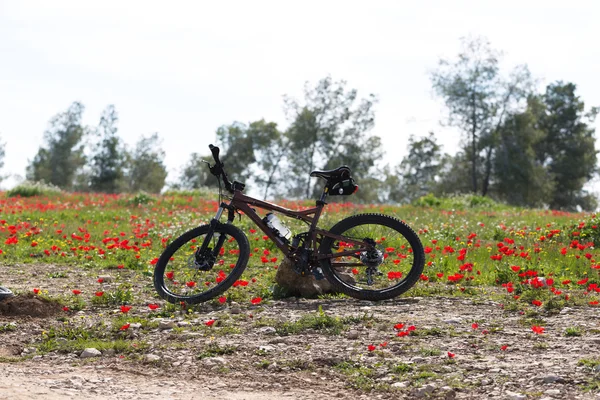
413 193 503 210
6 181 62 198
413 193 442 207
127 192 155 206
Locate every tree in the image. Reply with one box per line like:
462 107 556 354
431 36 532 196
215 122 257 184
534 82 598 210
392 133 446 203
493 97 554 207
178 152 214 189
26 102 88 190
0 134 5 183
125 133 168 193
89 105 127 193
246 120 287 200
283 76 380 200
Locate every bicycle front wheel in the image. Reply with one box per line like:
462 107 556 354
153 223 250 304
319 214 425 301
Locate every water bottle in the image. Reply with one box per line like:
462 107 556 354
263 213 292 242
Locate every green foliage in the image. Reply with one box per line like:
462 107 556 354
26 102 88 190
197 342 237 359
275 305 345 335
392 132 446 204
413 193 503 210
125 133 168 194
176 153 215 190
565 326 583 337
89 105 127 193
431 36 532 197
127 192 155 206
5 181 62 197
534 82 598 211
283 76 381 201
91 286 134 306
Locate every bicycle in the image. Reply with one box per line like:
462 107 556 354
153 144 425 304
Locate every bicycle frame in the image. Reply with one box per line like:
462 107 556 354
215 190 371 265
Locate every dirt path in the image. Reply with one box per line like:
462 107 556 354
2 263 600 399
0 362 330 400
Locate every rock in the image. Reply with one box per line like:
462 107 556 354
97 275 113 283
177 321 191 327
392 381 410 388
159 320 176 330
80 348 101 358
505 391 527 400
257 326 276 334
443 318 463 325
440 386 456 399
412 357 426 363
414 384 436 397
274 258 356 298
130 323 142 329
267 362 279 371
544 389 561 396
230 303 242 314
258 345 275 352
203 357 226 366
145 354 161 362
346 330 359 340
541 375 564 384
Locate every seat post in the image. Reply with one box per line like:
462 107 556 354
317 186 328 205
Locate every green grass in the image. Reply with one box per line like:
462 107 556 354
274 306 346 336
197 342 237 359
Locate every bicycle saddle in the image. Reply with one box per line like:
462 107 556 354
310 166 351 180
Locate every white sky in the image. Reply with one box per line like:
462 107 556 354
1 0 599 190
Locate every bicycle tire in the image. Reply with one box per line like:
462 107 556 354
153 223 250 304
319 213 425 301
0 286 14 300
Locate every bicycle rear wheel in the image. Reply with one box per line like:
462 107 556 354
319 213 424 301
154 223 250 304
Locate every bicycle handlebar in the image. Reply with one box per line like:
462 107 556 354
208 144 234 193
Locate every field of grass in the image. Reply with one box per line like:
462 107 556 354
1 190 599 309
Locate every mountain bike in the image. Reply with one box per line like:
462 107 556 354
153 144 424 304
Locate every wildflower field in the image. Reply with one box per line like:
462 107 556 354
1 191 600 399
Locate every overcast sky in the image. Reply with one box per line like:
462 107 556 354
1 0 599 190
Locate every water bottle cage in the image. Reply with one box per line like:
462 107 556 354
327 178 358 196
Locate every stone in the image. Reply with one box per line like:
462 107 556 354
414 384 436 397
145 354 161 362
505 391 527 400
392 381 410 388
130 323 142 329
443 318 463 325
274 257 356 298
541 375 564 384
203 357 226 366
80 348 102 358
229 303 242 314
258 345 275 352
544 389 561 396
257 326 276 334
159 320 176 330
346 330 359 340
97 275 113 283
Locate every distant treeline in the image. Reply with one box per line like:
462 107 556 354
8 37 598 211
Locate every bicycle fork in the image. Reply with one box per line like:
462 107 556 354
192 204 232 271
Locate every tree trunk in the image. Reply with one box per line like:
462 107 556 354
482 146 493 196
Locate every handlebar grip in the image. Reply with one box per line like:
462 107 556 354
209 144 221 164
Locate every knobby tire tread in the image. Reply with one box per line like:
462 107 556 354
153 223 250 304
319 213 425 301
